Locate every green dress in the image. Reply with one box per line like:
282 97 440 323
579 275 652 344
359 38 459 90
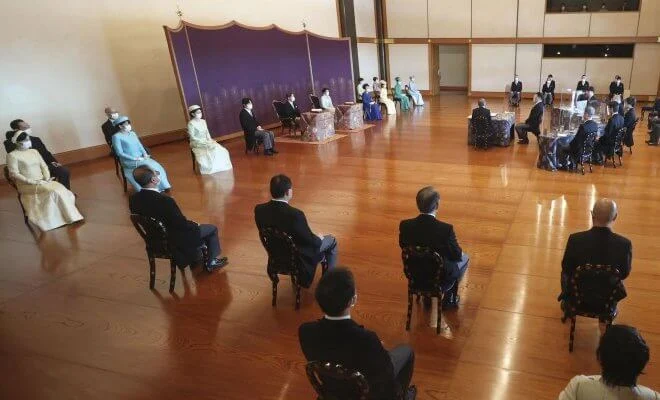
394 82 411 111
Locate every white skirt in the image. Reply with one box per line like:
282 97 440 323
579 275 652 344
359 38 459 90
191 141 233 175
19 181 83 231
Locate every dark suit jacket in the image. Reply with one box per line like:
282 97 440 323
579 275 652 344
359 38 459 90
561 227 632 280
471 106 492 125
577 93 589 101
624 108 636 131
254 200 322 287
129 189 202 266
101 119 118 147
576 81 590 91
510 81 522 92
602 113 624 146
609 81 624 96
282 101 301 119
399 214 463 279
542 80 555 94
299 318 398 400
4 135 57 165
525 102 545 133
570 120 599 157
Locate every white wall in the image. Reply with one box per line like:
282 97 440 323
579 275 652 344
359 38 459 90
428 0 471 38
385 0 428 38
515 45 543 92
0 0 340 165
630 44 660 96
438 45 468 87
586 59 633 94
388 44 430 89
638 0 660 36
544 13 591 37
472 0 518 37
357 43 380 83
354 0 377 37
517 0 545 37
471 45 516 92
589 12 639 36
541 59 587 94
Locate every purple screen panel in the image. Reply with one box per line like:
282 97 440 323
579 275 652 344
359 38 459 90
308 35 355 104
168 29 201 110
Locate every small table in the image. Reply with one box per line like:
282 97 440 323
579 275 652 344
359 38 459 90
467 112 516 147
301 111 335 142
336 104 363 130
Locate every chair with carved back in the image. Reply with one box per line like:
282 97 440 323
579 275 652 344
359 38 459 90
130 214 208 292
402 246 454 334
562 264 624 352
306 361 370 400
623 117 639 154
272 100 299 136
472 114 491 150
310 94 322 110
391 88 401 111
3 166 29 226
258 227 328 310
571 131 597 175
604 127 626 168
182 131 198 174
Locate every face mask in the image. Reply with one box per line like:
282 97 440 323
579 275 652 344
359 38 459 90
617 80 621 84
24 128 33 135
110 113 119 120
582 79 586 82
123 124 132 132
20 140 32 150
246 104 253 110
514 78 518 82
194 112 202 119
290 97 295 102
547 80 552 84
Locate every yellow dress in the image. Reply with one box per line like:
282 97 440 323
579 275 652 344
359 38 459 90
187 119 233 174
7 149 83 231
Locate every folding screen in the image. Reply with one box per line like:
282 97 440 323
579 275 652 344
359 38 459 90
164 21 355 138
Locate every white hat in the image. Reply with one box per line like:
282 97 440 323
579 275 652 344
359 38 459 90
188 105 201 113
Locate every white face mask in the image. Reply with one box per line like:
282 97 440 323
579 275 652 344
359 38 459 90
547 80 552 84
582 79 586 82
289 97 295 102
122 124 132 132
194 112 202 120
514 78 518 82
617 80 621 84
20 140 32 150
246 103 253 110
24 128 33 135
110 113 119 120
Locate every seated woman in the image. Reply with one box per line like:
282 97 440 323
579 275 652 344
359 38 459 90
408 76 424 106
320 88 335 113
6 131 83 231
111 116 171 192
394 77 411 111
361 84 382 121
187 105 233 175
378 80 396 115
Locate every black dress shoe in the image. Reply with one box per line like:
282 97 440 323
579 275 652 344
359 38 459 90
405 385 417 400
206 257 228 272
264 149 274 156
442 295 460 310
271 148 279 154
518 139 529 144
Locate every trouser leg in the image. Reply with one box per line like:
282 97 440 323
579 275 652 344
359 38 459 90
389 344 415 393
198 224 221 263
318 234 338 269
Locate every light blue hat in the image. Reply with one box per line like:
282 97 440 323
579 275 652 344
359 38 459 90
112 115 130 127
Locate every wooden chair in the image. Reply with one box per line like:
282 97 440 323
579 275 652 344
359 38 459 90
472 114 491 150
3 166 29 226
272 100 299 136
604 127 626 168
309 94 321 109
258 227 328 310
623 117 639 154
130 214 208 292
391 88 401 110
243 132 262 155
402 246 453 334
182 131 198 174
571 131 597 175
562 264 624 352
306 361 370 400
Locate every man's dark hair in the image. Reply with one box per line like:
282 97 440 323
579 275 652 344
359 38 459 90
548 74 553 78
625 96 636 106
588 86 595 92
597 325 649 387
322 87 329 94
615 75 621 80
241 97 252 106
133 165 155 187
535 91 543 99
358 77 364 82
416 186 440 214
372 77 378 81
269 174 292 198
315 267 355 317
15 132 29 142
362 83 369 90
9 119 24 130
286 93 294 98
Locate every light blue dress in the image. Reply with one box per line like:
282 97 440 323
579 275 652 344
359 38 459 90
111 131 171 191
408 80 424 106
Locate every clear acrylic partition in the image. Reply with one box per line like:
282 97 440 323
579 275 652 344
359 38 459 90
503 83 511 112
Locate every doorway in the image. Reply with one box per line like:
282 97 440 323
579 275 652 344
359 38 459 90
436 45 469 93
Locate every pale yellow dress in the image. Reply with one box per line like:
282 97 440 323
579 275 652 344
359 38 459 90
7 149 83 231
187 118 233 175
379 81 396 115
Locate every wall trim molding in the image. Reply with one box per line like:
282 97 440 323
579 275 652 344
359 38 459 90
468 91 657 100
440 86 468 91
387 36 659 44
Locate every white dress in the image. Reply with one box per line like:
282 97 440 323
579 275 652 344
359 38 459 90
378 82 396 115
7 149 83 231
187 119 233 174
408 80 425 106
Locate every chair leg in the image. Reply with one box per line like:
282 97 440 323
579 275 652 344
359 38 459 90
588 161 593 173
406 291 413 331
295 284 301 310
569 317 576 352
169 260 176 292
618 154 622 166
272 281 278 307
114 158 120 177
122 172 127 193
148 256 156 290
321 260 329 275
436 295 442 335
191 151 196 173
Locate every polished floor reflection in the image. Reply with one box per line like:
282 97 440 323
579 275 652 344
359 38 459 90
1 93 659 399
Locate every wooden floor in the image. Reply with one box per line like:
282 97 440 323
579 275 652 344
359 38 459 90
1 93 659 399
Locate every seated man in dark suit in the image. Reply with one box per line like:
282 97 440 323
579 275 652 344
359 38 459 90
129 166 228 272
399 186 469 309
576 75 589 92
509 75 522 106
623 100 636 140
594 102 624 162
254 174 337 287
281 93 302 132
609 75 624 99
101 106 120 147
471 98 492 123
299 268 416 400
5 119 71 189
541 74 555 105
566 106 600 163
515 92 544 144
559 199 632 311
584 87 600 109
239 97 277 155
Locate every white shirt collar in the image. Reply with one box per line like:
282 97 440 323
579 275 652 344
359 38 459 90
422 213 436 217
324 315 351 321
271 198 288 203
142 187 160 192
